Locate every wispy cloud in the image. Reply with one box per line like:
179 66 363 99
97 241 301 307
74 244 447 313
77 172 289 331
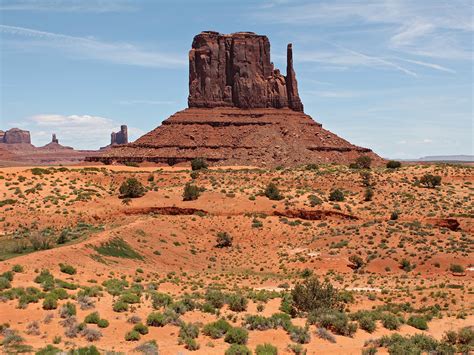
254 0 473 60
0 0 137 12
25 114 144 149
0 25 186 68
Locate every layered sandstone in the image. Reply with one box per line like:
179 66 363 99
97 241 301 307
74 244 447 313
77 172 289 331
1 128 31 144
111 125 128 145
188 31 303 111
88 31 380 167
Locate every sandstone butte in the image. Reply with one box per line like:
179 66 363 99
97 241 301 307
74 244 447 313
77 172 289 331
87 31 381 167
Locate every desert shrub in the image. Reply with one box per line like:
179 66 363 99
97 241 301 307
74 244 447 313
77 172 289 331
0 277 11 291
216 232 233 248
191 158 208 171
84 312 100 324
264 183 283 200
59 263 76 275
255 343 278 355
449 264 465 273
147 312 167 327
316 310 358 336
77 295 95 310
60 302 76 318
133 323 149 335
244 315 273 331
119 178 146 198
225 327 249 345
12 264 24 273
289 325 311 344
43 295 58 310
316 327 336 343
407 316 428 330
81 327 102 342
26 321 40 335
134 340 159 355
419 174 441 188
69 345 100 354
225 344 252 355
205 288 225 309
97 319 109 328
94 237 143 260
348 255 365 270
151 292 173 309
179 322 199 340
203 319 232 339
308 194 322 206
358 316 376 333
119 292 141 304
386 160 401 169
381 313 400 330
369 333 441 354
183 337 200 351
328 189 344 202
183 183 200 201
350 155 372 169
125 330 141 341
113 300 129 312
399 258 415 272
390 211 399 220
227 293 248 312
291 277 343 314
364 187 374 201
36 344 61 355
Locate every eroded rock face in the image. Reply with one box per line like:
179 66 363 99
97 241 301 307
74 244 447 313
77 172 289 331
111 125 128 145
188 31 303 111
2 128 31 144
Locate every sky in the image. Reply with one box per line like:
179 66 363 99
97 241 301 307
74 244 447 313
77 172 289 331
0 0 472 158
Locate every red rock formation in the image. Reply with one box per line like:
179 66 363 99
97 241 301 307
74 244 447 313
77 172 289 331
188 31 302 111
88 31 381 167
111 125 128 145
1 128 31 144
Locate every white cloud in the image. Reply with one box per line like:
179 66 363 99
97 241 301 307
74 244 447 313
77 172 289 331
0 0 137 12
25 114 144 149
0 25 186 68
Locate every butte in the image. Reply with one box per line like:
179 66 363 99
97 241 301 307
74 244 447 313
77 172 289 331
87 31 380 167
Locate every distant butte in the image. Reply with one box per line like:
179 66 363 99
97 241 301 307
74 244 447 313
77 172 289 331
88 31 381 167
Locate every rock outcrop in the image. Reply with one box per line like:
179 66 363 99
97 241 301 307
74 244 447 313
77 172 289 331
88 31 381 167
1 128 31 144
111 125 128 145
188 31 303 111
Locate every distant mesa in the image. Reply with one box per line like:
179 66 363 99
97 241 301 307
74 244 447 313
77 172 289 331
111 125 128 145
87 31 380 167
0 128 32 145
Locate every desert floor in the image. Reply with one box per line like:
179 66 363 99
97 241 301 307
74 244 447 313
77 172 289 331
0 163 472 354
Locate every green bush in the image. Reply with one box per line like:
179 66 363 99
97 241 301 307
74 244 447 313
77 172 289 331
60 302 76 318
125 330 141 341
205 288 225 309
12 264 24 273
359 316 376 333
133 323 149 335
84 312 101 324
255 343 278 355
264 183 283 200
216 232 233 248
113 300 129 312
97 319 109 328
203 319 232 339
329 189 344 202
419 174 441 188
225 327 249 345
225 344 252 355
43 295 58 310
381 313 401 330
147 312 166 327
386 160 401 169
184 337 200 351
449 264 465 273
59 263 76 275
407 316 428 330
348 255 365 270
119 178 146 198
0 277 11 291
316 310 358 336
227 293 248 312
289 325 311 344
183 183 200 201
151 292 173 309
350 155 372 169
191 158 208 171
179 322 199 339
292 277 343 314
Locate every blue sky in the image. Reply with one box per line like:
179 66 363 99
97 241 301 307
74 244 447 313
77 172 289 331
1 0 472 158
